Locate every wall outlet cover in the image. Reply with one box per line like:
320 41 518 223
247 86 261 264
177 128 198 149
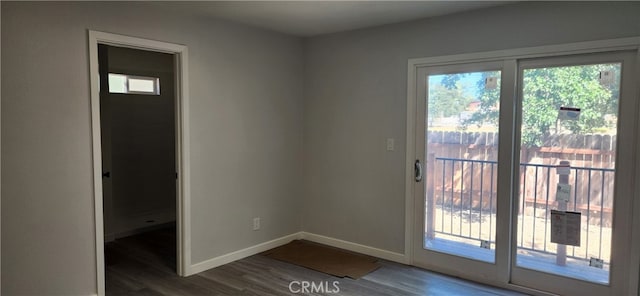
253 217 261 231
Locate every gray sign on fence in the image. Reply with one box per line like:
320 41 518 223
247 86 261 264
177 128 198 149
551 210 581 246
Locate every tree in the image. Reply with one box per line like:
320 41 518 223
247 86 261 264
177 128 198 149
461 71 501 128
462 64 619 146
428 81 473 126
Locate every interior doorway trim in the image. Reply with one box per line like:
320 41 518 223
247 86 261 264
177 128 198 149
88 30 191 296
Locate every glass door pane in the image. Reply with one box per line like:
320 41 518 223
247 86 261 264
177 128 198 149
424 70 502 263
515 62 621 284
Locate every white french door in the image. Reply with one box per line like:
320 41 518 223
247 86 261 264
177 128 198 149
509 51 638 295
412 60 511 285
411 49 638 295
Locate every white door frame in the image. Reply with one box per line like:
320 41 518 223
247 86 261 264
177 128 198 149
411 60 511 285
405 37 640 295
88 30 191 296
509 50 638 295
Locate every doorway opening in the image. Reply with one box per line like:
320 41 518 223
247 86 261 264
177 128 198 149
89 31 190 296
99 44 177 293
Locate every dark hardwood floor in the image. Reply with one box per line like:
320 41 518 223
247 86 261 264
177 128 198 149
105 226 527 295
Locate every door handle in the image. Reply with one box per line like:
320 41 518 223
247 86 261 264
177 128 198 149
415 159 423 182
102 171 111 178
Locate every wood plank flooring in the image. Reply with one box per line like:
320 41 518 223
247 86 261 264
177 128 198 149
105 226 528 295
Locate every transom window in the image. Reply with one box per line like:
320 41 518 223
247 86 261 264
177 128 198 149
108 73 160 95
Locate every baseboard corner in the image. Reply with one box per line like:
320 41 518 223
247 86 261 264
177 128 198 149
185 232 408 276
299 232 408 264
186 232 303 276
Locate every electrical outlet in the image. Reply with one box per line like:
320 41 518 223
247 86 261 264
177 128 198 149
253 217 261 231
386 138 395 151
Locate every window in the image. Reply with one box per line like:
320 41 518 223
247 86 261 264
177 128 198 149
108 73 160 95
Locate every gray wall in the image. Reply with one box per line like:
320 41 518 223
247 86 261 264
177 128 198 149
104 46 176 239
301 1 640 254
1 2 304 295
3 1 640 295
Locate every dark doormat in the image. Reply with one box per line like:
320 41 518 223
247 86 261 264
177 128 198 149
262 240 380 279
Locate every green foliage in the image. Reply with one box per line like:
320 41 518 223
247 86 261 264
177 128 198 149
462 64 619 147
440 73 468 90
462 71 501 128
428 82 473 126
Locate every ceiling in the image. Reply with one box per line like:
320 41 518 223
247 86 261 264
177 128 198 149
156 1 511 37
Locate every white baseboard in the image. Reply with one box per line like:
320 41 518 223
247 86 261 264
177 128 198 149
299 232 408 264
186 231 408 276
187 232 303 276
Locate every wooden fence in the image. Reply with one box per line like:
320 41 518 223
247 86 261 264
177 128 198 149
426 131 616 225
